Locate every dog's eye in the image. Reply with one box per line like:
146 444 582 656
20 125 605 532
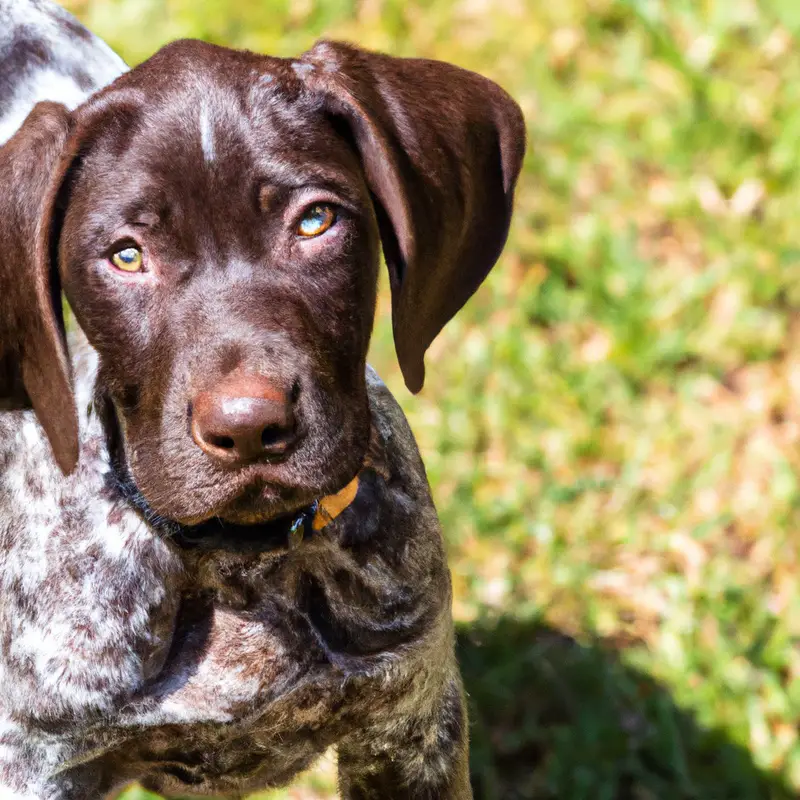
296 204 336 238
110 246 144 273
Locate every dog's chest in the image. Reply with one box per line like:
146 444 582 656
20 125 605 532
100 522 442 796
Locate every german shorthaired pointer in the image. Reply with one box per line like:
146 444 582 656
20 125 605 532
0 2 526 798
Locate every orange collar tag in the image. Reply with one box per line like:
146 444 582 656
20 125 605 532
312 474 360 531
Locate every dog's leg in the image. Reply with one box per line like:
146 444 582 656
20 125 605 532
337 676 472 800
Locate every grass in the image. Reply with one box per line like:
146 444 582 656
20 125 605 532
63 0 800 797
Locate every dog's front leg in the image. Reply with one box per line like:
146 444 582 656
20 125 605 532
338 746 472 800
337 676 473 800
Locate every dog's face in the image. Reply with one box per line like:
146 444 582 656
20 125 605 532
0 40 525 529
60 48 381 524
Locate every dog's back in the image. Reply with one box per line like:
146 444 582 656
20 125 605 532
0 0 126 144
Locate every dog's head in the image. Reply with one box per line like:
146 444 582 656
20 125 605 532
0 39 525 528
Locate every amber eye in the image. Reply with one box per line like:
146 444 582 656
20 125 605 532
296 204 336 238
110 246 144 272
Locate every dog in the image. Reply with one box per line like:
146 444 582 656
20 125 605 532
0 2 526 798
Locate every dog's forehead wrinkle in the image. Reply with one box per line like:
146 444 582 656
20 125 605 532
115 96 296 192
83 77 342 205
257 156 350 192
132 209 161 228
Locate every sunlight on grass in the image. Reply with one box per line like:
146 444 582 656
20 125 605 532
64 0 800 797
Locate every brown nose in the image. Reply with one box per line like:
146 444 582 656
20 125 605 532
190 374 297 465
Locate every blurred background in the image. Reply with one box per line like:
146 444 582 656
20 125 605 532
62 0 800 797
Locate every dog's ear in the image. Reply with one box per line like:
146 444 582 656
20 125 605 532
0 102 78 473
302 41 526 392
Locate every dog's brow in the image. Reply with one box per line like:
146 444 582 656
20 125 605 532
256 165 363 206
131 210 160 228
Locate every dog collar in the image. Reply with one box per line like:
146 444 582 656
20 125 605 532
314 473 362 530
287 472 361 547
286 425 385 548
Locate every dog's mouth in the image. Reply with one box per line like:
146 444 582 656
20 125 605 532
108 459 319 553
103 409 315 552
102 392 365 552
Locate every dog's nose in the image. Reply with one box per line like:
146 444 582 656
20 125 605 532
191 375 297 465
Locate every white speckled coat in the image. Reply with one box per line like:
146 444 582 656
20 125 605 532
0 0 126 145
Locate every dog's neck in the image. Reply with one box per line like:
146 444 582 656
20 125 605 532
107 448 365 554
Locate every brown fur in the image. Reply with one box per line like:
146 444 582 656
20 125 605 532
0 37 525 799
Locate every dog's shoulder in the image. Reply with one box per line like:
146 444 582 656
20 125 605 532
365 365 430 494
0 0 126 144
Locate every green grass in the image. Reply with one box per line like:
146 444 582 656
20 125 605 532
64 0 800 797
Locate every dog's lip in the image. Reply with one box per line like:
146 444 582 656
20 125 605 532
176 502 306 529
173 477 313 527
110 403 365 538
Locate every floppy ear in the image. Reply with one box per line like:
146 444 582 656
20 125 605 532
302 41 526 392
0 101 78 473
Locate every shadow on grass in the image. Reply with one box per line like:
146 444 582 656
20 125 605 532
458 617 792 800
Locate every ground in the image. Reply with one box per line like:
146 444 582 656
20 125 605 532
61 0 800 797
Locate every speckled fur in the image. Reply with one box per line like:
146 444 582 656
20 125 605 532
0 336 467 799
0 0 126 145
0 3 526 797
